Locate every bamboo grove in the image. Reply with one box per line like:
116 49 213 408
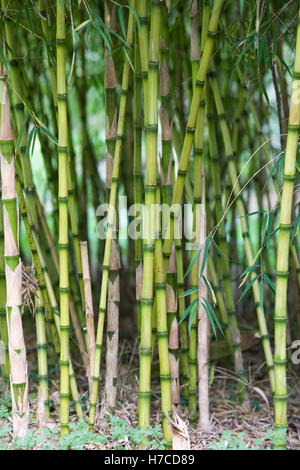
0 0 298 451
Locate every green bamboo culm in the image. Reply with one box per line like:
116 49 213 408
137 0 149 120
56 0 70 436
135 0 148 345
88 2 135 430
273 6 300 450
138 0 161 431
35 287 50 418
162 0 224 272
0 75 29 438
133 23 144 337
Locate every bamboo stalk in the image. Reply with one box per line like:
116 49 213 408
273 6 300 450
138 0 161 430
133 23 143 338
35 286 50 418
56 0 70 436
0 76 29 438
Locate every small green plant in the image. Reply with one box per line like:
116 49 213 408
58 419 108 450
208 430 274 450
109 415 168 450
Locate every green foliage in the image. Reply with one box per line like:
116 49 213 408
208 429 274 450
0 401 167 450
58 419 107 450
108 415 168 450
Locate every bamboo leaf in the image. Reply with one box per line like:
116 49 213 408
202 296 224 338
210 235 228 260
179 287 198 298
202 274 216 305
240 263 260 279
263 273 275 294
75 19 92 33
179 298 198 326
184 245 202 279
239 274 260 302
118 7 126 39
261 212 269 245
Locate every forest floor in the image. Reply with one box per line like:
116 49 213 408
0 334 299 450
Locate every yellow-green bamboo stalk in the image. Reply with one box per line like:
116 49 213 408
56 0 70 436
137 0 149 119
138 0 161 430
273 7 300 450
88 2 135 429
134 23 143 337
0 76 28 438
35 287 50 418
